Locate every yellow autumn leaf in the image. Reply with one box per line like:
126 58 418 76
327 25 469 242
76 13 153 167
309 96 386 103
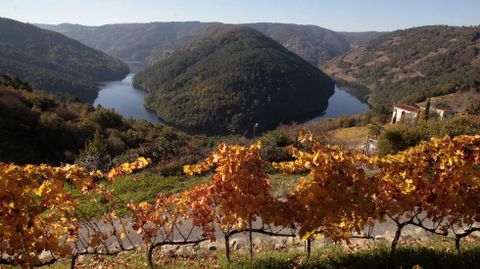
33 182 47 196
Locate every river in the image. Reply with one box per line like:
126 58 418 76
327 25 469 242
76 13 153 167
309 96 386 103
93 74 160 124
93 74 369 127
309 85 370 120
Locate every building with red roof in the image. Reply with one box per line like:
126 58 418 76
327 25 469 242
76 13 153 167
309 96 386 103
391 104 420 124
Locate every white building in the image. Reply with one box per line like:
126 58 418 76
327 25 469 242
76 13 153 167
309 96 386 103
391 104 419 124
417 97 458 121
431 107 455 121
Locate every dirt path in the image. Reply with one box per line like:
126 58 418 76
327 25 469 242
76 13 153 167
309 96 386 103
75 216 438 254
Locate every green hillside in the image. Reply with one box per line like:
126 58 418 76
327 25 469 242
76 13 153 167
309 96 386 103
134 25 335 134
0 18 129 102
324 25 480 110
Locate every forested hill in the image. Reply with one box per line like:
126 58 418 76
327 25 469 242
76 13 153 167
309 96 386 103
0 18 129 102
38 21 383 68
133 25 335 134
324 25 480 110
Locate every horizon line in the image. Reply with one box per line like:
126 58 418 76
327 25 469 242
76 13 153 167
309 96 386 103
15 17 480 33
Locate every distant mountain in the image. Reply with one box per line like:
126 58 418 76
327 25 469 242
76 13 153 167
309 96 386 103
245 23 351 67
339 31 387 46
324 25 480 110
38 22 218 66
133 25 335 134
38 22 384 68
0 18 129 102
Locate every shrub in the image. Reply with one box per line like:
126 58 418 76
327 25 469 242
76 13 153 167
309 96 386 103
259 130 294 162
378 124 427 156
39 112 65 131
378 117 480 155
87 108 125 130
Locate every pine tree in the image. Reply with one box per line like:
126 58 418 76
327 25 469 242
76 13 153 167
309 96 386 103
424 98 431 121
76 131 110 171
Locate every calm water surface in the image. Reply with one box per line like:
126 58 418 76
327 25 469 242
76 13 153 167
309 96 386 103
93 74 369 126
310 85 370 121
93 74 160 123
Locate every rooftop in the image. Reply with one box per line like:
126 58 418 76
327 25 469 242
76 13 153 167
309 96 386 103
393 104 419 113
433 106 455 112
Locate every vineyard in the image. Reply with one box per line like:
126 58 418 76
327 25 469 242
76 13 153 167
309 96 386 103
1 131 479 268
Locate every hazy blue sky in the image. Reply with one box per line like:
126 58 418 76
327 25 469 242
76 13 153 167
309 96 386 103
1 0 479 31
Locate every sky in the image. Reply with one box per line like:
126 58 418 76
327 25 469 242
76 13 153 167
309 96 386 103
1 0 479 32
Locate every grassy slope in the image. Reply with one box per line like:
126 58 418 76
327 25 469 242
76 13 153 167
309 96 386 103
323 126 370 149
47 239 480 268
71 170 300 219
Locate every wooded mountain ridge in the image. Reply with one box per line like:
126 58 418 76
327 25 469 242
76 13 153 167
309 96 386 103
37 21 385 68
0 18 129 102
